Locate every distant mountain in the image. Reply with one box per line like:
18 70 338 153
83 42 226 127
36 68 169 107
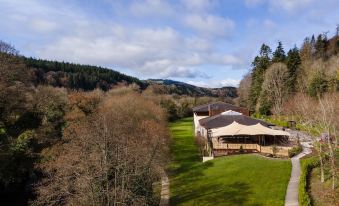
145 79 238 98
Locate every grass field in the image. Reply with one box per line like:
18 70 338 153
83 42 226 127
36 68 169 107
169 117 292 206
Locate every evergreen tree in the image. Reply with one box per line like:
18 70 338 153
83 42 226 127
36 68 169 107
272 41 286 63
315 34 328 59
22 57 146 91
308 72 328 97
258 90 272 115
286 46 301 92
249 44 271 112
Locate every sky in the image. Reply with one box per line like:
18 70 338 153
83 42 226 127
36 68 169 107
0 0 338 88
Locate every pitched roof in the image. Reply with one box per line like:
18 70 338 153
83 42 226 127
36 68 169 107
192 101 241 112
199 114 272 129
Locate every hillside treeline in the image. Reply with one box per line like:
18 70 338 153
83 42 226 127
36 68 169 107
146 79 238 98
0 43 169 205
236 29 339 197
24 57 146 91
237 29 339 115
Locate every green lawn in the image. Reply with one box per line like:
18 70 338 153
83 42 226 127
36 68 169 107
169 117 292 206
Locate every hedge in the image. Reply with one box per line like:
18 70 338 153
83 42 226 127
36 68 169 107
299 157 319 206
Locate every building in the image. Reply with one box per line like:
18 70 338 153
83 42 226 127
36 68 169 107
193 102 292 158
193 102 249 136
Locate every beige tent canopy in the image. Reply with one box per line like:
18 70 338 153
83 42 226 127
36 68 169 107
235 123 290 136
210 121 290 137
211 121 244 137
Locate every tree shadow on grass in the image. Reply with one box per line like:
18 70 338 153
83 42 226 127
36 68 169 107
171 181 257 206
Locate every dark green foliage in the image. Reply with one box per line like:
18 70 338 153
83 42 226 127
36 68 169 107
288 144 302 158
286 47 301 92
258 92 272 116
314 34 329 59
308 72 328 97
24 57 146 91
249 44 271 112
0 52 67 203
246 29 338 115
272 41 286 63
160 99 178 121
299 157 319 206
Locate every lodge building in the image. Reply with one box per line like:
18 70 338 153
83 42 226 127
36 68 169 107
193 102 292 159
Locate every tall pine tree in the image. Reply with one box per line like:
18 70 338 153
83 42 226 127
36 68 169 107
249 44 271 112
286 46 301 92
272 41 286 63
315 34 328 59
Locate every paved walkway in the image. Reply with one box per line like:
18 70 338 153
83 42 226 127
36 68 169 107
159 169 169 206
284 141 312 206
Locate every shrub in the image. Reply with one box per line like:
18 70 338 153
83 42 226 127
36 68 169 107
288 145 302 158
299 157 319 206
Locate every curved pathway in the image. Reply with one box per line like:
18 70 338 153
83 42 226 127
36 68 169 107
159 169 169 206
284 141 312 206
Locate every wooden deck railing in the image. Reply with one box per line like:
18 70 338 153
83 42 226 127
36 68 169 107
211 138 291 156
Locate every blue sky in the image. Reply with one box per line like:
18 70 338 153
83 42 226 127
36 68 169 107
0 0 338 87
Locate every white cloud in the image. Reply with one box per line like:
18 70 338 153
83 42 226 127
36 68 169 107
219 78 240 87
188 78 240 88
0 0 247 81
184 14 234 37
36 22 242 79
245 0 316 13
30 19 58 33
130 0 174 17
269 0 315 13
181 0 217 12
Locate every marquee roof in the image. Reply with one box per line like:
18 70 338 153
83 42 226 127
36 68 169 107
210 121 290 137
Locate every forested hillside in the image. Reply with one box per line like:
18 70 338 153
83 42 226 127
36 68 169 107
237 29 339 115
146 79 238 98
10 55 237 98
237 30 338 201
23 57 146 91
0 42 170 205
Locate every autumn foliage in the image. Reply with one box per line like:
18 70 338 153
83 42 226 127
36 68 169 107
33 88 169 205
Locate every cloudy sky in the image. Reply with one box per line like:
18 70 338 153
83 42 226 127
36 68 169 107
0 0 338 87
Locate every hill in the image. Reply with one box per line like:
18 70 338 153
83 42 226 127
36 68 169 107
22 57 237 98
145 79 238 98
23 57 147 91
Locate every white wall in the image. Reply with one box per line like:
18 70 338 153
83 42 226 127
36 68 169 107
193 113 208 136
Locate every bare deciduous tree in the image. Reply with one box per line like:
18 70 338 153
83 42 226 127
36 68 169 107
286 93 325 182
33 89 170 206
317 93 337 189
286 92 338 188
262 63 289 115
237 73 252 108
0 40 18 55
